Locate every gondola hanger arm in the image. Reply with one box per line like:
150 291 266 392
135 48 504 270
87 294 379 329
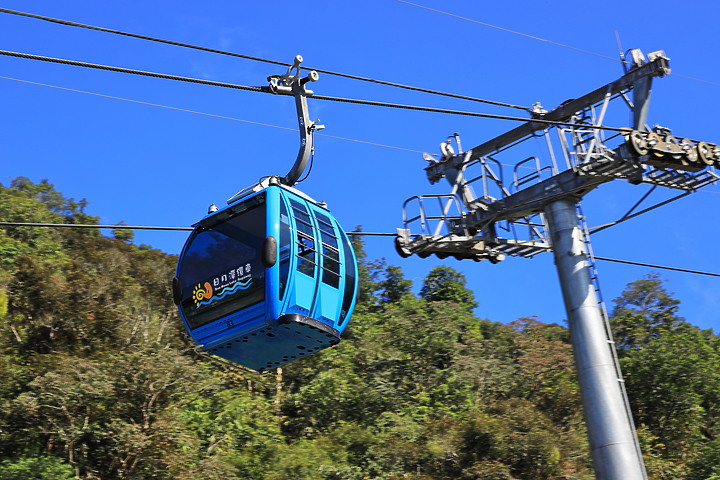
267 55 323 186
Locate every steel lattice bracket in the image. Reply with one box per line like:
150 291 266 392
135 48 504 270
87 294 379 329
575 129 720 190
394 229 551 263
396 52 718 266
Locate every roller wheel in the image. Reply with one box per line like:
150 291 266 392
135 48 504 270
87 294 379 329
394 236 412 258
647 132 664 158
679 138 698 164
664 135 683 160
698 142 715 166
629 130 648 156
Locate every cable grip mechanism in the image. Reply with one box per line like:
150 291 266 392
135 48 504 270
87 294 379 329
265 55 322 186
268 54 318 95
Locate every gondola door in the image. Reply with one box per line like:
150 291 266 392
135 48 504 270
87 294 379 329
308 207 344 329
283 196 321 318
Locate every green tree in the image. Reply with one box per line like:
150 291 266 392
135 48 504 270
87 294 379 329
178 375 282 480
9 177 717 480
622 323 720 474
264 434 365 480
687 439 720 480
506 318 579 424
420 266 477 310
0 455 74 480
455 401 564 480
112 221 135 243
0 184 68 263
610 273 684 351
378 265 412 304
8 177 97 225
348 228 385 308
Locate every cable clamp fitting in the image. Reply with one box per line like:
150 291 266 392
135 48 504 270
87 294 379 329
267 55 318 96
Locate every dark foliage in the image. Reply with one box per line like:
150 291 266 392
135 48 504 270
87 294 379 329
0 179 715 479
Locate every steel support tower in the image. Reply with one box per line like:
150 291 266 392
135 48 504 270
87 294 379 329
545 198 645 479
396 50 719 479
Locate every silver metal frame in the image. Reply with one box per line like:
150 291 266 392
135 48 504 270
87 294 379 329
267 55 323 187
397 49 720 480
226 56 324 206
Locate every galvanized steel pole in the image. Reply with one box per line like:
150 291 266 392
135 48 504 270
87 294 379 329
544 199 647 480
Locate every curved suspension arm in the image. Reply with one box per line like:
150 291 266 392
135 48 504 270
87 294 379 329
267 55 321 186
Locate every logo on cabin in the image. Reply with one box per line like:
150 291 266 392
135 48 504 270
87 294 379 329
192 282 213 306
193 264 255 308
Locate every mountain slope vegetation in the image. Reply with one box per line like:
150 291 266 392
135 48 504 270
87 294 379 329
0 178 717 480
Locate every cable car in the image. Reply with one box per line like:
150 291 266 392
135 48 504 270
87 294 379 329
172 56 358 372
173 180 357 372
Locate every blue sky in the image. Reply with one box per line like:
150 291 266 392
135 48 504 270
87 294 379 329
1 0 718 331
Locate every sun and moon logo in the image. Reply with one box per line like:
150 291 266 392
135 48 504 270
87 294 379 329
191 275 254 309
192 282 213 306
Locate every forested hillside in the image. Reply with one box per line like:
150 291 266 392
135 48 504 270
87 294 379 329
0 178 718 480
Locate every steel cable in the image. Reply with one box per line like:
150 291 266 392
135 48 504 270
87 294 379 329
0 7 528 110
0 49 635 132
0 222 717 277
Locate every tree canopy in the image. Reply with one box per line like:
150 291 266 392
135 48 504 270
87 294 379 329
0 178 716 479
420 266 477 310
610 272 685 351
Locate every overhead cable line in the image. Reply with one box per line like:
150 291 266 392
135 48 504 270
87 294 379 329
0 49 630 133
669 72 720 88
310 92 629 130
0 222 192 231
0 222 393 236
592 256 720 278
0 49 264 93
2 73 642 163
15 64 720 176
0 7 528 111
1 221 717 277
19 71 700 169
396 0 619 62
0 75 426 154
397 1 720 89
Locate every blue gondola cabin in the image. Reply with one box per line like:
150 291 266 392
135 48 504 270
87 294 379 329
173 180 358 373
